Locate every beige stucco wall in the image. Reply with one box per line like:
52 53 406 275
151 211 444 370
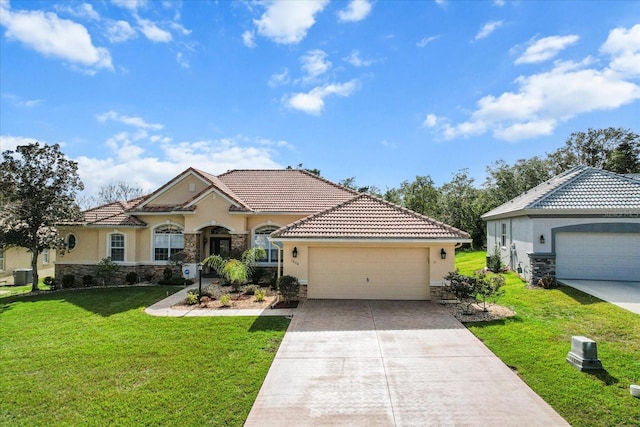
278 241 457 287
0 246 56 280
184 196 244 233
149 174 209 206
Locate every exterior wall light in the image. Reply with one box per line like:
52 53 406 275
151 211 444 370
292 247 298 258
440 248 447 259
540 235 545 244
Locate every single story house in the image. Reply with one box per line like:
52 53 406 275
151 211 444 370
482 166 640 285
0 246 55 285
56 168 470 300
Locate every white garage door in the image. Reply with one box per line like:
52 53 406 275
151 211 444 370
308 247 430 300
556 232 640 281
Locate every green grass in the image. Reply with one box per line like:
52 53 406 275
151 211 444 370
0 287 289 426
455 250 640 427
0 278 51 298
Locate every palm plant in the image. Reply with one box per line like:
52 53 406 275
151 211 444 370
202 247 266 295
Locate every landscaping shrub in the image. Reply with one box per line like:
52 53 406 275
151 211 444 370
162 267 174 280
475 271 505 311
269 273 278 290
157 277 186 286
487 246 504 273
250 267 267 285
96 257 120 285
277 275 299 303
185 290 199 305
443 270 478 313
143 269 156 282
125 272 139 285
82 275 94 287
219 294 231 307
43 276 59 291
243 284 259 295
61 274 76 289
254 289 266 302
538 274 557 289
184 279 194 286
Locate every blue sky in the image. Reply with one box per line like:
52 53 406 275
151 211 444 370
1 0 639 199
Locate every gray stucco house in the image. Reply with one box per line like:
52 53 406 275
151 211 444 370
482 166 640 285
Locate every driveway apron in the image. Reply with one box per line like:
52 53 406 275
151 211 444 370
245 300 568 426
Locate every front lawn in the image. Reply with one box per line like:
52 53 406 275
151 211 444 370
0 287 289 426
455 251 640 427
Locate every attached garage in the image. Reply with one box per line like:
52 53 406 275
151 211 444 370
308 247 430 300
556 232 640 282
270 194 471 301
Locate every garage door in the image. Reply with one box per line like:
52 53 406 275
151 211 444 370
556 232 640 281
308 247 429 300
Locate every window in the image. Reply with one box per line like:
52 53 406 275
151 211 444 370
109 233 125 262
500 223 507 247
66 234 77 251
154 225 184 261
254 226 280 264
42 249 49 265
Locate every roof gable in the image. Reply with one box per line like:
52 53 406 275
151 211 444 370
217 169 358 213
482 166 640 219
271 194 471 240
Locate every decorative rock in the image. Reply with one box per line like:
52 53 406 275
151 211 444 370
566 336 603 371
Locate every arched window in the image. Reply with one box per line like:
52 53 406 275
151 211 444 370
109 233 125 262
66 234 77 251
254 225 280 264
154 224 184 261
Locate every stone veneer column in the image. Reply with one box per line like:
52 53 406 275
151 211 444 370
183 233 200 263
528 253 556 286
230 233 248 258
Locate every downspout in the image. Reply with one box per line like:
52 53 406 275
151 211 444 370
270 239 283 280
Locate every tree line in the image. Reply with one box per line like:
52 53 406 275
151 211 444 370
339 127 640 248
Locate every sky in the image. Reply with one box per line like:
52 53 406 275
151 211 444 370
1 0 639 200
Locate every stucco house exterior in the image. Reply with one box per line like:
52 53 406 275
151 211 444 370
482 166 640 285
56 168 470 300
0 247 55 284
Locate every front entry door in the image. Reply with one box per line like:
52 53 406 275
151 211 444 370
210 237 231 258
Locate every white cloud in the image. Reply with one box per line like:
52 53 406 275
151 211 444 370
176 52 189 69
3 93 44 108
285 80 358 115
253 0 328 44
110 0 147 12
381 139 397 148
493 120 556 141
422 114 438 128
601 24 640 78
0 3 113 72
300 49 331 82
337 0 372 23
136 17 172 42
0 135 39 152
96 111 164 130
417 35 439 48
344 50 374 67
494 0 505 6
435 0 446 8
242 30 256 48
268 68 290 87
56 3 100 21
105 20 137 43
515 35 580 64
474 20 503 40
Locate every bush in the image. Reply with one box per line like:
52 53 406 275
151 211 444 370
277 275 300 303
185 279 194 286
125 272 139 285
143 269 156 282
157 277 186 286
61 274 75 289
250 267 268 285
254 289 266 302
243 284 259 295
475 271 505 311
487 246 503 273
185 290 199 305
82 275 94 287
96 257 120 285
43 276 59 291
162 267 174 280
538 274 557 289
219 294 231 307
269 273 278 290
443 271 479 313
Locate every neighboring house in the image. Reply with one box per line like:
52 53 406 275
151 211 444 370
0 246 55 284
482 166 640 285
56 168 470 300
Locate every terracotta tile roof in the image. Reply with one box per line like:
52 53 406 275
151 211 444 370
271 194 471 240
80 198 147 227
218 169 358 213
482 166 640 219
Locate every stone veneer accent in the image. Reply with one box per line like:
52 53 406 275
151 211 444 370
55 264 183 286
528 253 556 286
231 233 248 257
183 233 200 263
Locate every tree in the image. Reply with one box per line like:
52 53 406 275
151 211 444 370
97 181 144 204
438 170 484 248
398 175 440 217
0 143 84 291
605 139 640 174
338 176 382 196
202 247 266 295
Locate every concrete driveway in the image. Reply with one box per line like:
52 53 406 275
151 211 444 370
559 279 640 315
245 300 568 426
